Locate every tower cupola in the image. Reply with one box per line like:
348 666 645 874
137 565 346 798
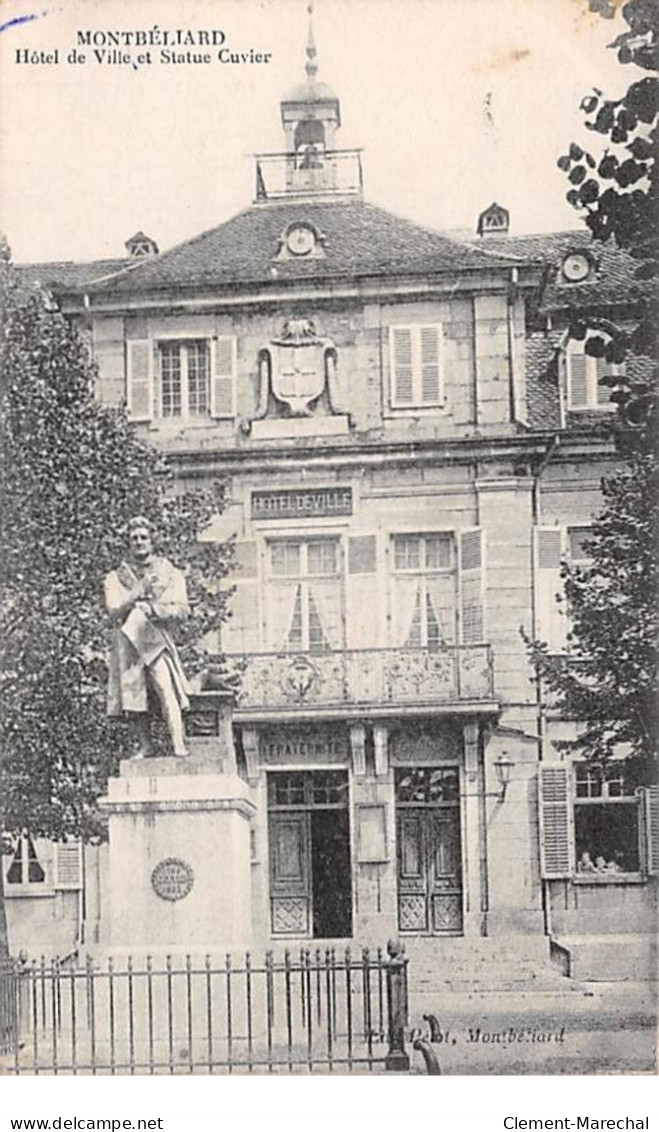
280 3 341 167
254 3 361 202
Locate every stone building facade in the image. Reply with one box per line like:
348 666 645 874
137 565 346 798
6 37 657 982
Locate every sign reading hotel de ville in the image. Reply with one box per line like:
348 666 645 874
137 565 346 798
252 487 353 519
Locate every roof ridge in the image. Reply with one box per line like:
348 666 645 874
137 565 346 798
357 200 530 265
86 207 260 288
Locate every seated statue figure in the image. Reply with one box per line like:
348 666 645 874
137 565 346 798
104 516 190 758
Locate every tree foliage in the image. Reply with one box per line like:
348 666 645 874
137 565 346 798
528 452 658 773
557 0 658 450
0 250 234 850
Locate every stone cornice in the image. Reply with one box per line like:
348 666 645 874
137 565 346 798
162 431 615 479
99 797 256 817
73 263 543 318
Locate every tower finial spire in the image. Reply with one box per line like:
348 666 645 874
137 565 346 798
305 2 318 81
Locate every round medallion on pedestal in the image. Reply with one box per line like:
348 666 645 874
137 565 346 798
151 857 194 902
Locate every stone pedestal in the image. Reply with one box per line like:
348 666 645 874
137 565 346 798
98 693 256 952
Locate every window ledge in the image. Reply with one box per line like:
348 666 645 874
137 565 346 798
567 405 616 414
148 418 225 431
573 874 646 886
4 886 56 899
385 403 448 416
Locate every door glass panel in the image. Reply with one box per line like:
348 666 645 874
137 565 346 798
432 814 461 879
275 820 304 881
400 815 423 877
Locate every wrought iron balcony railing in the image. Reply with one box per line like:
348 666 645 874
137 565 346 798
254 149 364 201
227 645 495 718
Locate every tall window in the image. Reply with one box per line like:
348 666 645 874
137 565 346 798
158 340 210 418
5 836 45 886
568 526 592 565
391 534 456 648
574 764 643 874
268 538 342 652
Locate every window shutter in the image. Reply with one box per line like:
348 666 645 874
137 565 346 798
538 765 573 879
126 339 153 421
55 842 82 890
420 325 443 405
567 351 588 409
210 336 236 418
533 527 567 652
390 328 414 405
347 536 379 649
594 355 621 407
348 536 377 575
458 528 486 644
641 786 659 876
223 540 260 653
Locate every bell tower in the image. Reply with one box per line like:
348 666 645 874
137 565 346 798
254 3 361 202
280 2 341 192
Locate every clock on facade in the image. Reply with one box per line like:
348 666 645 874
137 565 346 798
561 253 591 283
285 225 316 256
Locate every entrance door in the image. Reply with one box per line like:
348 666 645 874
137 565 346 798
268 771 353 938
396 767 463 935
311 809 352 938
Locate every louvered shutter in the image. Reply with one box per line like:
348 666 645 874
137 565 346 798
55 842 83 890
641 786 659 875
126 339 153 421
348 535 377 574
210 336 236 418
458 528 486 644
567 350 589 409
223 540 260 653
420 325 443 405
538 765 573 879
390 328 414 406
594 355 622 407
533 527 567 652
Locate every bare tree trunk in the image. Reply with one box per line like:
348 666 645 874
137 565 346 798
0 857 10 959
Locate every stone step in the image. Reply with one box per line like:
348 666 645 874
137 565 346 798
551 933 657 981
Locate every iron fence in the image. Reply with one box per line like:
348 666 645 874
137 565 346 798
0 947 409 1075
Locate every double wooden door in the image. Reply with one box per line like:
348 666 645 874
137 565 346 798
397 806 463 935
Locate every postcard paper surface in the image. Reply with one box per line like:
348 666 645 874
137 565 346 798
0 0 656 1093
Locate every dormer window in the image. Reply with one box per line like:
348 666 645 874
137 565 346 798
477 202 510 237
124 231 159 258
566 335 623 412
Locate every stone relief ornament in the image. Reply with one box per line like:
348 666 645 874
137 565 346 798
151 857 195 902
281 656 321 701
250 317 350 423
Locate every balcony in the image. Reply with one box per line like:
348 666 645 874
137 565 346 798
228 645 496 722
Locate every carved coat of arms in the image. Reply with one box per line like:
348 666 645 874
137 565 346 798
252 318 349 422
272 319 327 416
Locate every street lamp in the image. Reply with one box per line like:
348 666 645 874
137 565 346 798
493 753 515 803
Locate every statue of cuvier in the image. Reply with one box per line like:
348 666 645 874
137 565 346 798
104 516 190 758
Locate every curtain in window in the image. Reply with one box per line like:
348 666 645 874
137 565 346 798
309 579 342 650
426 575 457 644
268 584 300 652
